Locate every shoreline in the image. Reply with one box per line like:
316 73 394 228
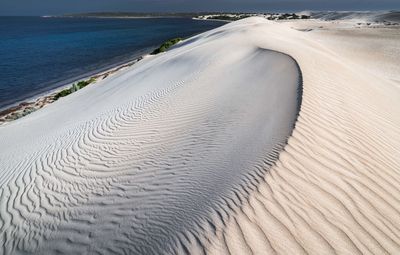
0 47 152 112
0 52 149 126
0 16 225 126
0 35 187 126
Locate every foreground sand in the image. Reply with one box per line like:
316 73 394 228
0 20 301 254
1 17 400 254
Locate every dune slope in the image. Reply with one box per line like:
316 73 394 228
203 19 400 255
0 22 301 254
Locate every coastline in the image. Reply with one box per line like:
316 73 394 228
0 52 149 126
0 47 152 111
0 17 225 122
0 17 227 126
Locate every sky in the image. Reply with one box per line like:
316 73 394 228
0 0 399 16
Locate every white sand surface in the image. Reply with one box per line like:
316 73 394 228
202 19 400 254
1 17 400 255
0 20 300 254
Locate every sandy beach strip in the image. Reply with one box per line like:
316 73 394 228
0 54 146 126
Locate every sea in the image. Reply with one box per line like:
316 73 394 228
0 17 223 109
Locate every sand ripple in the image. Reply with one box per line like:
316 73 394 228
202 18 400 255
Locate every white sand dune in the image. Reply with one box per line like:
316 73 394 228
0 21 301 254
1 17 400 255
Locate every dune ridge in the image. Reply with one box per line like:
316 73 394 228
0 21 301 254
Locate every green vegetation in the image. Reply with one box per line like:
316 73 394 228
76 78 96 89
54 77 96 100
276 13 310 20
151 38 182 55
54 88 72 100
199 13 311 21
206 15 251 21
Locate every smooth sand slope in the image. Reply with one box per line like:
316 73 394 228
0 21 301 254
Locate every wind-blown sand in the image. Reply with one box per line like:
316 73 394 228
1 17 400 255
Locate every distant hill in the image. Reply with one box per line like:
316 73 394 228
54 12 218 18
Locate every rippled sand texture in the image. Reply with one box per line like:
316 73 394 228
0 22 301 254
204 19 400 255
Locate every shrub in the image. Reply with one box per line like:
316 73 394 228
54 88 73 100
76 78 96 89
54 77 96 100
151 38 182 55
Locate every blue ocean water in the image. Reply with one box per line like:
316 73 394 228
0 17 223 109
